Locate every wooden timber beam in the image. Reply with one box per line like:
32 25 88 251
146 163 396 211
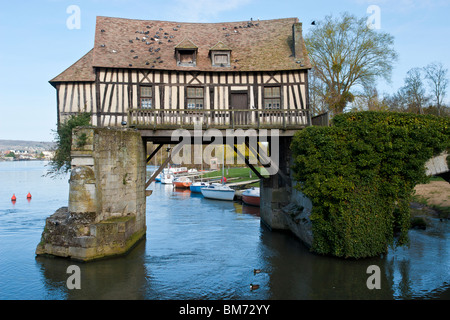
245 141 291 185
145 144 181 189
231 144 265 180
147 144 163 163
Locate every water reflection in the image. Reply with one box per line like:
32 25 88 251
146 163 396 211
34 179 450 300
385 220 450 299
242 204 260 217
34 184 450 300
35 240 148 300
1 162 448 300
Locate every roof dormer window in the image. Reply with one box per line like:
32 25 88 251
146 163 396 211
210 42 231 68
175 39 198 67
211 52 230 67
178 50 196 66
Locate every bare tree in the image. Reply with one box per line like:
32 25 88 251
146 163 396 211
424 62 448 116
382 89 408 112
402 68 429 114
308 67 328 116
350 86 388 112
305 12 398 114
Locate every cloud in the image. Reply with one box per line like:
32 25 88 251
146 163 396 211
170 0 253 22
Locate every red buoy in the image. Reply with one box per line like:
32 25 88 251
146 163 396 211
27 192 32 199
11 194 16 201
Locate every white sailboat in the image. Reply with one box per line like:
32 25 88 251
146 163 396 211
201 145 235 201
201 183 235 201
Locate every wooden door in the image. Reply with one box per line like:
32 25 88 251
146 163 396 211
230 91 249 125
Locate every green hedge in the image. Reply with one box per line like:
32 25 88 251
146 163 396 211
291 111 449 258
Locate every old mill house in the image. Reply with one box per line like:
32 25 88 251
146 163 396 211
49 16 312 132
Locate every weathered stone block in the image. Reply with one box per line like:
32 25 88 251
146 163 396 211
71 156 95 166
36 127 147 262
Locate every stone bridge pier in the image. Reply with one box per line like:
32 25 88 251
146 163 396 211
259 136 314 248
36 127 147 261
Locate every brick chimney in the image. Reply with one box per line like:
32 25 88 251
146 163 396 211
292 22 303 58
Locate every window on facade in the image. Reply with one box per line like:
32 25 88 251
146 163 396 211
210 51 231 67
177 50 196 66
264 86 281 109
140 86 152 109
186 87 204 109
214 54 229 66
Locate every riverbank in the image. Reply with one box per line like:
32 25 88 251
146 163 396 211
199 166 268 187
412 179 450 219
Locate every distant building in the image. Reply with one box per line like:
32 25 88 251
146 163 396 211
42 151 55 160
210 157 219 171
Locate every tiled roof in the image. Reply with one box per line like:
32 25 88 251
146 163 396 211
49 49 96 84
50 16 311 83
175 38 198 50
92 16 311 72
210 41 231 51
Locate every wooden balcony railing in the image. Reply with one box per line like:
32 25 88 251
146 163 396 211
128 108 310 130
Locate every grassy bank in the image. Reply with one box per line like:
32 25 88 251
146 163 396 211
411 194 450 220
412 177 450 218
200 166 268 187
409 177 449 229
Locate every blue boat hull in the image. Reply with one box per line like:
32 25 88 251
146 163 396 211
190 185 203 193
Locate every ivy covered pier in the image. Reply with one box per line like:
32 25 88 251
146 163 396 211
289 112 449 258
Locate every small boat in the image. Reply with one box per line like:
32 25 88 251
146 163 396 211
242 187 260 207
155 173 162 182
201 184 235 201
173 176 192 188
190 181 209 193
171 167 188 175
201 144 235 201
161 174 174 184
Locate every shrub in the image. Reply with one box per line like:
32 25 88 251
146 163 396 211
46 113 91 177
291 111 449 258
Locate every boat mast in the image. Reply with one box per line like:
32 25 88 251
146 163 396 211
200 145 203 182
222 144 225 185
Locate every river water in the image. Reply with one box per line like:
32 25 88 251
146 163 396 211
0 161 449 300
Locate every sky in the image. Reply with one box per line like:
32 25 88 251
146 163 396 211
0 0 449 142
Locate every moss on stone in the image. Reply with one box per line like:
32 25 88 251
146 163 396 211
101 215 135 223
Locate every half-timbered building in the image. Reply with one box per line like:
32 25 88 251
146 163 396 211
49 16 312 133
43 17 314 257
